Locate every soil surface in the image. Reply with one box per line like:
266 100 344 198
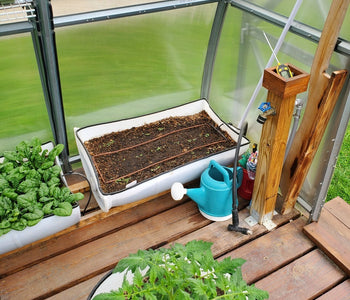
84 111 236 193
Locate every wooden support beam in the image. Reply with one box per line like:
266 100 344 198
250 64 309 224
280 70 347 213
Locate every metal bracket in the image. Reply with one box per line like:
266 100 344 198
245 215 258 227
246 209 278 231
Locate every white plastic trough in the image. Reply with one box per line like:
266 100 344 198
75 99 249 212
0 142 81 255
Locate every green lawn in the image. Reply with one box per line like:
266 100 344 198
327 123 350 204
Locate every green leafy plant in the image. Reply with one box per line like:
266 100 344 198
115 177 132 184
93 240 269 299
0 137 84 237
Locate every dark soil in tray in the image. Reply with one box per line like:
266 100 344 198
84 111 237 193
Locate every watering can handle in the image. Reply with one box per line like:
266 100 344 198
209 160 231 186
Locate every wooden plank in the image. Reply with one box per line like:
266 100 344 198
68 180 90 194
324 197 350 229
41 208 300 300
46 272 109 300
303 207 350 275
316 279 350 300
281 70 348 213
0 201 211 300
0 193 185 278
220 217 314 284
254 249 346 300
168 208 300 258
250 65 309 223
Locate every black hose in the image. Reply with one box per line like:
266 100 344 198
227 122 252 234
62 171 92 216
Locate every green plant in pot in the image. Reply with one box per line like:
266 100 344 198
92 240 269 299
0 137 84 237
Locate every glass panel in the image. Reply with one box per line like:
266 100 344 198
245 0 350 40
52 0 164 17
210 7 350 208
0 33 53 154
211 9 315 142
56 4 216 155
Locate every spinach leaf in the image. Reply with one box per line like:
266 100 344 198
17 191 37 208
27 218 43 227
48 144 64 162
60 187 71 200
29 137 42 148
47 177 61 187
2 189 18 200
42 201 54 215
39 196 53 203
6 170 25 189
3 151 19 162
49 186 61 199
0 178 10 192
11 218 27 231
23 208 44 221
66 192 84 203
0 196 12 211
41 161 54 170
16 140 30 161
38 183 49 197
26 169 42 181
0 162 14 174
17 179 40 193
49 165 62 178
0 220 11 229
53 202 72 216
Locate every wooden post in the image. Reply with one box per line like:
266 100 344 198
250 64 310 224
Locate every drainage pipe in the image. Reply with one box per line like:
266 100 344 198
284 98 303 162
228 122 252 235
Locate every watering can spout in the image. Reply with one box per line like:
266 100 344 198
186 187 207 207
170 182 207 207
171 160 243 221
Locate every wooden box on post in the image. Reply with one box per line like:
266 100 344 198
250 64 310 225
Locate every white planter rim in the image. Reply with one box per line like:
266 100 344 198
76 99 250 197
75 99 250 211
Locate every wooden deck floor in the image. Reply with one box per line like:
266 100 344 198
0 179 349 300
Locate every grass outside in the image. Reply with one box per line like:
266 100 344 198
327 123 350 204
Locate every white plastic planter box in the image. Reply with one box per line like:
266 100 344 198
0 142 81 255
75 99 249 212
0 204 80 255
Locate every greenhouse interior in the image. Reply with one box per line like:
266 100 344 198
0 0 350 299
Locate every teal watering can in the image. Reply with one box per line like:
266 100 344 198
171 160 243 221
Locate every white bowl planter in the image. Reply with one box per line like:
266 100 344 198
75 99 249 212
87 241 269 299
88 269 143 299
0 142 81 255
